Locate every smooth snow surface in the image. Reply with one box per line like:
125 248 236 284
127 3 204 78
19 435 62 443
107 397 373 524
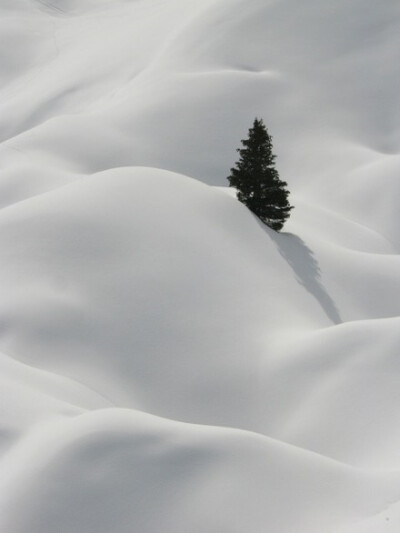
0 1 399 532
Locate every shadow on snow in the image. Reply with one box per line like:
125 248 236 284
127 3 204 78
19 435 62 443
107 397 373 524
269 230 342 325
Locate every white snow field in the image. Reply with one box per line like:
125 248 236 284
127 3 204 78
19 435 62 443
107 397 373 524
0 1 399 532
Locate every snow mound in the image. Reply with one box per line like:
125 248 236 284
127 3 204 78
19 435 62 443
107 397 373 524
1 0 399 532
2 409 400 533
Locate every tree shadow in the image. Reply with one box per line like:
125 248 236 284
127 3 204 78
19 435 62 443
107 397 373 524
269 230 342 325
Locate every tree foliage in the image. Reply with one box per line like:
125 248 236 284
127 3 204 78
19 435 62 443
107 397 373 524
227 118 293 231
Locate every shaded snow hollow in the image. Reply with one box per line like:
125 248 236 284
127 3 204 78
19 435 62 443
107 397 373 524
0 1 400 532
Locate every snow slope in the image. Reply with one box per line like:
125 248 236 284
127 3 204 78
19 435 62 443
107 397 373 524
0 1 399 532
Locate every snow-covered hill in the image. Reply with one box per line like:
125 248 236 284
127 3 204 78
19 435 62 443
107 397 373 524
0 1 399 532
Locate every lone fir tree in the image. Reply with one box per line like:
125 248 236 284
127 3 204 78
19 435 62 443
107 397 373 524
227 118 292 231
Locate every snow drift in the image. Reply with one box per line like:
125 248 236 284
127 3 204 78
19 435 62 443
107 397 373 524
0 1 399 532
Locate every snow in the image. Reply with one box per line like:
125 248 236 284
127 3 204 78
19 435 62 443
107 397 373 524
0 1 399 532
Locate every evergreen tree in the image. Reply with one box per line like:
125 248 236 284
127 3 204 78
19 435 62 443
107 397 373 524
227 118 293 231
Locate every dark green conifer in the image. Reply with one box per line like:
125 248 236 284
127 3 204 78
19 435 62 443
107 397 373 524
227 118 293 231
